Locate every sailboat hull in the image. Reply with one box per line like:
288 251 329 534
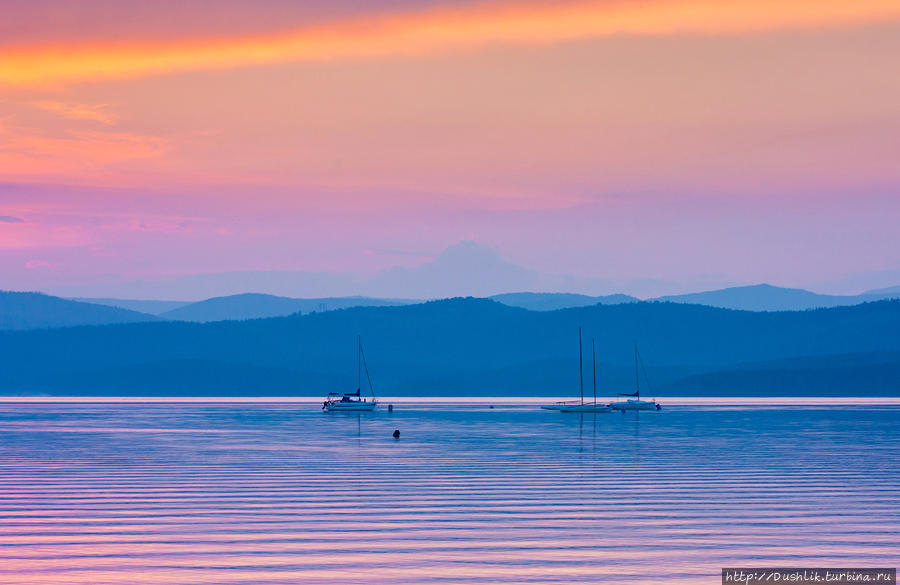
324 401 377 412
560 404 613 413
541 400 582 410
609 400 660 411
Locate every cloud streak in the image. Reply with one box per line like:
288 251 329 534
0 121 167 181
0 216 25 223
31 101 117 125
2 0 899 86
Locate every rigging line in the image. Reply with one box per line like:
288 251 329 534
633 339 640 397
360 343 375 398
578 327 584 405
637 344 653 394
592 338 597 405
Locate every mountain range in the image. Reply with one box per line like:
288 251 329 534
67 283 900 324
41 241 737 300
1 297 898 396
70 298 191 315
655 283 898 311
156 294 411 323
0 291 157 330
4 280 900 331
28 240 900 305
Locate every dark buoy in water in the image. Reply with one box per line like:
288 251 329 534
392 429 400 439
388 404 394 412
489 405 494 409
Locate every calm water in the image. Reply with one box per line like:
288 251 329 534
0 399 897 584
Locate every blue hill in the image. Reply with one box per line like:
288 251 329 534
490 292 637 311
1 291 157 331
1 297 898 395
158 293 413 322
655 283 900 311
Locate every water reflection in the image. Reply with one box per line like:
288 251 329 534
0 401 897 584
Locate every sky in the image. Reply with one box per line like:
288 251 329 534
1 0 899 297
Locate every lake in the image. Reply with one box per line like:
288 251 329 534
0 398 898 584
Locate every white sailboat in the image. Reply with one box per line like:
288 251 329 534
323 335 378 412
561 334 612 413
608 340 661 411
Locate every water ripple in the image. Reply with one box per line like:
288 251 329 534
0 401 897 584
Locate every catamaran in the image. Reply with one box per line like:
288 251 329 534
323 335 378 412
561 333 612 413
608 340 661 411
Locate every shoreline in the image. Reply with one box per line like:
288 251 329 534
2 395 900 405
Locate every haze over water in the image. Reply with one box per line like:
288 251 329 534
0 400 897 584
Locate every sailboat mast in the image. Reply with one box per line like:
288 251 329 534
633 339 640 399
357 334 361 392
578 328 584 405
359 341 376 399
592 338 597 405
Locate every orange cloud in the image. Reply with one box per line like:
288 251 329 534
1 0 899 87
0 122 167 180
31 101 117 125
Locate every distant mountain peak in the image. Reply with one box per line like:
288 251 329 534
654 283 898 311
717 283 806 293
434 240 503 266
368 240 536 298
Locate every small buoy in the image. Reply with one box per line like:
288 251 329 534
388 404 394 412
489 405 494 409
392 429 400 439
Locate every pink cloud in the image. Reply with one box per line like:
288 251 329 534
25 259 57 269
109 219 192 234
0 219 89 251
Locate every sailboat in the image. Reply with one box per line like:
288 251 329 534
608 340 661 411
540 327 587 410
560 334 612 413
323 335 378 412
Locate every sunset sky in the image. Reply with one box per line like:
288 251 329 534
2 0 899 297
